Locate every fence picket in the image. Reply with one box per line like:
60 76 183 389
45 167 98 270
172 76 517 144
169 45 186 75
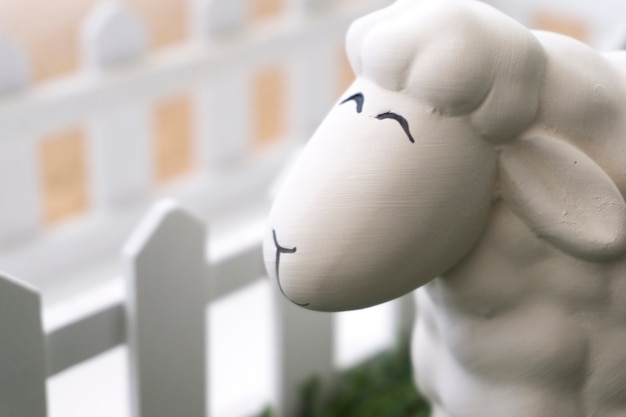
395 292 417 337
0 273 47 417
124 200 208 417
0 35 29 94
82 2 148 69
86 105 153 208
288 42 336 144
195 71 252 169
0 35 40 245
192 0 251 168
274 294 335 417
288 0 332 14
0 137 41 244
82 2 152 209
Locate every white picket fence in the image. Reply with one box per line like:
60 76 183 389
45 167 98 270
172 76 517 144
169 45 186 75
1 198 415 417
0 0 417 416
0 199 395 417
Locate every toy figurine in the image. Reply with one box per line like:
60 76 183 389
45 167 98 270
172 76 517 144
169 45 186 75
264 0 626 415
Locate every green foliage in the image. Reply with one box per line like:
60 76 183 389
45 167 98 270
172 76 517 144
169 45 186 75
258 335 431 417
258 405 274 417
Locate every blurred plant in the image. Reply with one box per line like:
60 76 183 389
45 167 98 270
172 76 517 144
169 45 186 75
257 334 431 417
258 405 274 417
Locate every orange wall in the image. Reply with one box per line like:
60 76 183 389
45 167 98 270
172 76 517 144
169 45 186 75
0 0 187 82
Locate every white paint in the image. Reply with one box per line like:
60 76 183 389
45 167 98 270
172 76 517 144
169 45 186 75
265 1 626 415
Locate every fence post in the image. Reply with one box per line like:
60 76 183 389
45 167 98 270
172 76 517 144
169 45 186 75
0 36 40 244
192 0 251 169
123 200 208 417
288 40 336 145
274 294 335 417
0 273 47 417
285 0 339 145
81 2 153 209
395 292 416 338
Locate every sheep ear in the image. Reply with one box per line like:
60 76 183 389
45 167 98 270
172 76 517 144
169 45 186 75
499 135 626 261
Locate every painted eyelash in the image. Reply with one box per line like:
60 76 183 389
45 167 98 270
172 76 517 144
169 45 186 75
376 111 415 143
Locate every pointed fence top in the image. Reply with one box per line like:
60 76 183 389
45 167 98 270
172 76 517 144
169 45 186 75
123 199 206 259
81 1 148 69
191 0 246 39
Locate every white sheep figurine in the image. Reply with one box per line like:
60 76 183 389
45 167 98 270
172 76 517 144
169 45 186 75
263 0 626 415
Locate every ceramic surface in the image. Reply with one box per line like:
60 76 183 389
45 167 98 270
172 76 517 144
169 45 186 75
264 1 626 415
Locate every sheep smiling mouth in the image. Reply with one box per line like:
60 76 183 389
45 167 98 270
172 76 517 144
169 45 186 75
272 229 309 307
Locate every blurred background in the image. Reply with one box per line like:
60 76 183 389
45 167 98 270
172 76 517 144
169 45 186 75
0 0 624 416
0 0 354 230
8 0 626 230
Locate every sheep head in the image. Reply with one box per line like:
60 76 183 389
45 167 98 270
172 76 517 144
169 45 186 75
263 0 626 311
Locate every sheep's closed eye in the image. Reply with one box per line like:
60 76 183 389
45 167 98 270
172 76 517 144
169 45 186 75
340 92 364 113
339 93 413 144
376 112 414 143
